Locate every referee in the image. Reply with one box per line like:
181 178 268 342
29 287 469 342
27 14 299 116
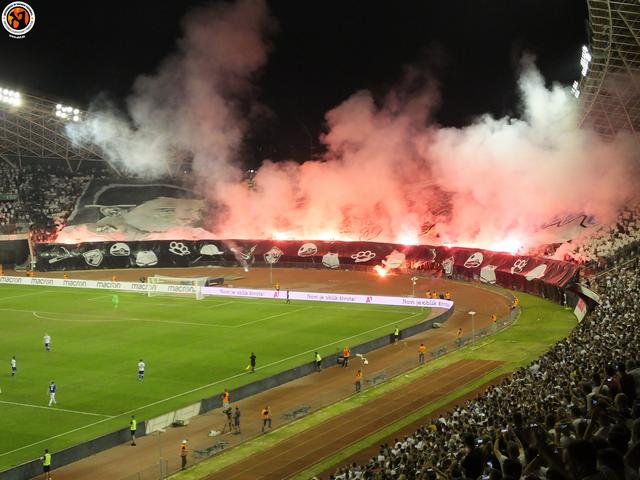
130 415 137 446
42 449 52 480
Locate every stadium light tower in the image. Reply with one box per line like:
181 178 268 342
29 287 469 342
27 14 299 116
577 0 640 143
0 87 119 172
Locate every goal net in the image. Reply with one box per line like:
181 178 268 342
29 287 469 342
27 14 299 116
147 275 208 300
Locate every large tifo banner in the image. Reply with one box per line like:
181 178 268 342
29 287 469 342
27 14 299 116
0 275 453 310
34 239 579 289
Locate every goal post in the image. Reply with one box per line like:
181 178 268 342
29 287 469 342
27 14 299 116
147 275 208 300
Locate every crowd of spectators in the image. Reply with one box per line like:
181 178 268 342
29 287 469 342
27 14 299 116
325 259 640 480
0 163 94 239
0 164 19 229
558 204 640 268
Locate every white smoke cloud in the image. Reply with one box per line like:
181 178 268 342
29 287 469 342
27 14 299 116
65 1 639 250
68 0 273 185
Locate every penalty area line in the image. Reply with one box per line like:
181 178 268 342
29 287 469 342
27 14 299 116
0 400 114 418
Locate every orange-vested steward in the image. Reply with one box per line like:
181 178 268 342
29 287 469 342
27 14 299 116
343 347 350 358
261 408 271 419
418 344 426 353
355 371 362 380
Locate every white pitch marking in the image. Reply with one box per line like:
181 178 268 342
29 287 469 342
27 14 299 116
24 306 315 329
0 311 421 458
235 306 314 327
87 296 235 309
30 311 234 329
86 295 112 302
0 290 59 302
0 400 114 418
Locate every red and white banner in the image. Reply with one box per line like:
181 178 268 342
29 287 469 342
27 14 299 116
574 298 588 322
34 239 580 294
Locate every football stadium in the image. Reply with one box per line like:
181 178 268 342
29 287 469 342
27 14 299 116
1 1 640 480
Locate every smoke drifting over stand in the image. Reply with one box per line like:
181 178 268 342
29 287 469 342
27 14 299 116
68 0 273 184
68 0 639 251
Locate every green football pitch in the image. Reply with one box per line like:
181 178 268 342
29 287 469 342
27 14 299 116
0 283 428 471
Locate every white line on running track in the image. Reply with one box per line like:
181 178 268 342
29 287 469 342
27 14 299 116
0 311 421 458
0 400 114 418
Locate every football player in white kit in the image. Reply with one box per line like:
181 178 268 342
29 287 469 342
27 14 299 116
137 359 145 381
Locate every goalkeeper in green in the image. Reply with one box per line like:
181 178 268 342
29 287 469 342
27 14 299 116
112 294 120 310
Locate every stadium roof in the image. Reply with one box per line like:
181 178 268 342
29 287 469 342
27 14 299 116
0 89 119 172
578 0 640 141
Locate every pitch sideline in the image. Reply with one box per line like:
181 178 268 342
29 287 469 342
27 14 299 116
0 400 114 418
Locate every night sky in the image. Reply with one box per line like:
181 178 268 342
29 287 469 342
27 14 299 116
0 0 588 167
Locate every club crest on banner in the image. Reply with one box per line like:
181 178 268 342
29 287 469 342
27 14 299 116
135 250 158 267
230 244 257 268
48 246 75 264
109 243 130 257
463 252 484 268
525 264 547 281
351 250 376 263
322 252 340 268
298 243 318 257
199 244 223 256
511 258 528 274
169 241 190 256
82 249 104 267
441 256 455 276
264 246 284 265
480 265 497 284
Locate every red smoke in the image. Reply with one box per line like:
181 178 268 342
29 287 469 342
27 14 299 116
211 59 639 249
66 2 639 251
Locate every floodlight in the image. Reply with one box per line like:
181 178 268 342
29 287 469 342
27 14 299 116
580 45 591 77
53 102 82 122
570 81 580 99
0 86 22 107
